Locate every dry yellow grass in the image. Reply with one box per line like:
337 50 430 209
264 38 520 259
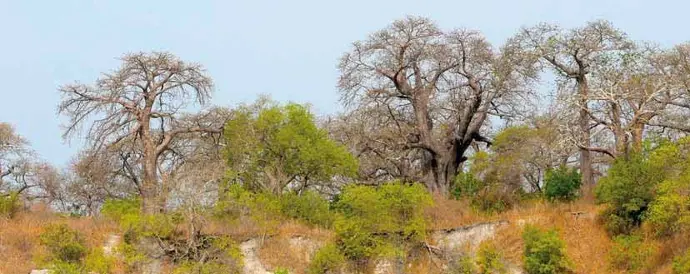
1 198 685 274
257 220 334 274
491 200 612 274
0 210 121 274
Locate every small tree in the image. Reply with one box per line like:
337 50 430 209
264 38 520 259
224 98 357 194
543 166 581 202
595 153 662 235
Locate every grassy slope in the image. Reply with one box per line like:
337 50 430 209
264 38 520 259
0 198 682 274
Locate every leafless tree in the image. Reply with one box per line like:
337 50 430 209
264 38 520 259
513 20 633 188
338 16 537 194
58 52 222 214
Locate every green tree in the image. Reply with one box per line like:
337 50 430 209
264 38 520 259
224 98 358 194
595 153 663 235
543 166 581 202
596 139 688 235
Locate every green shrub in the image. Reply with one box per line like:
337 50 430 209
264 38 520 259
543 166 581 202
307 243 346 274
0 192 20 218
83 249 115 273
673 249 690 274
333 182 433 260
280 191 334 228
452 171 514 213
595 153 662 235
446 255 477 274
39 224 88 263
646 177 690 238
608 235 654 272
51 261 83 274
216 183 283 236
477 242 505 274
452 172 483 199
522 225 572 274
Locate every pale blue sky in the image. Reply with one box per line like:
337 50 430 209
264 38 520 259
1 0 688 167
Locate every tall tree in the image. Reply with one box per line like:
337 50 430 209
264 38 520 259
514 20 633 188
58 52 221 214
337 16 536 194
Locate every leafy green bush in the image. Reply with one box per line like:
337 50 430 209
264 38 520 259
673 249 690 274
543 166 581 202
595 153 663 235
646 176 690 238
39 224 88 263
280 191 334 228
477 242 505 274
216 183 283 236
522 225 572 274
452 172 513 213
307 243 346 274
0 192 20 218
83 249 115 274
333 182 433 261
608 235 654 272
51 261 83 274
451 172 483 199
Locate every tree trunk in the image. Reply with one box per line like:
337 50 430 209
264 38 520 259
577 77 594 191
630 123 644 153
140 114 160 215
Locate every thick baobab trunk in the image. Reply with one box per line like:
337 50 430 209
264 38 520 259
141 118 160 215
578 78 594 190
630 124 644 153
141 155 159 214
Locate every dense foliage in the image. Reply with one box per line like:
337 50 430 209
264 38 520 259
522 225 572 274
332 182 433 261
543 166 581 202
224 99 358 194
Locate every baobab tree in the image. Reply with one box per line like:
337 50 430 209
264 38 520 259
58 52 221 214
338 16 537 194
513 20 633 188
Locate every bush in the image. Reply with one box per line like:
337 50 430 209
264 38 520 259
39 224 88 263
522 225 572 274
673 249 690 274
451 172 483 199
477 242 505 274
307 243 346 274
280 191 334 228
216 183 283 236
446 255 477 274
51 261 83 274
608 235 654 272
543 166 581 202
595 153 662 235
0 192 20 218
333 182 433 261
646 177 690 238
83 249 115 274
